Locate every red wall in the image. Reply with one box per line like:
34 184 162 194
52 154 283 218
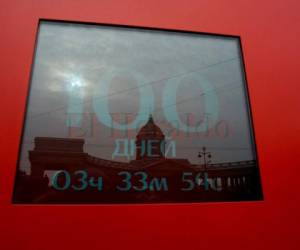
0 0 299 249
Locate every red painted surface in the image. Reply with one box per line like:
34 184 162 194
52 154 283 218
0 0 299 249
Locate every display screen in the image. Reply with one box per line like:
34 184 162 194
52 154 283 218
13 20 263 203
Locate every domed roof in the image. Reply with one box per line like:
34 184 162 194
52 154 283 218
136 115 165 139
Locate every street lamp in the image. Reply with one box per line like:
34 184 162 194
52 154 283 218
198 146 212 170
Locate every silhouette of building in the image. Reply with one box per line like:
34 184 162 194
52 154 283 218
13 115 262 203
136 115 165 160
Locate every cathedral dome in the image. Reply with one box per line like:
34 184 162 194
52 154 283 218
135 115 165 160
136 115 164 140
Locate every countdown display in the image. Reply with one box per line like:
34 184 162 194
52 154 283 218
13 20 262 203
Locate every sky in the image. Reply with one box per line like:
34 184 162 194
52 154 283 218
19 21 257 173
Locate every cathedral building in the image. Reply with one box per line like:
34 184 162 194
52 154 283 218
14 115 262 203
